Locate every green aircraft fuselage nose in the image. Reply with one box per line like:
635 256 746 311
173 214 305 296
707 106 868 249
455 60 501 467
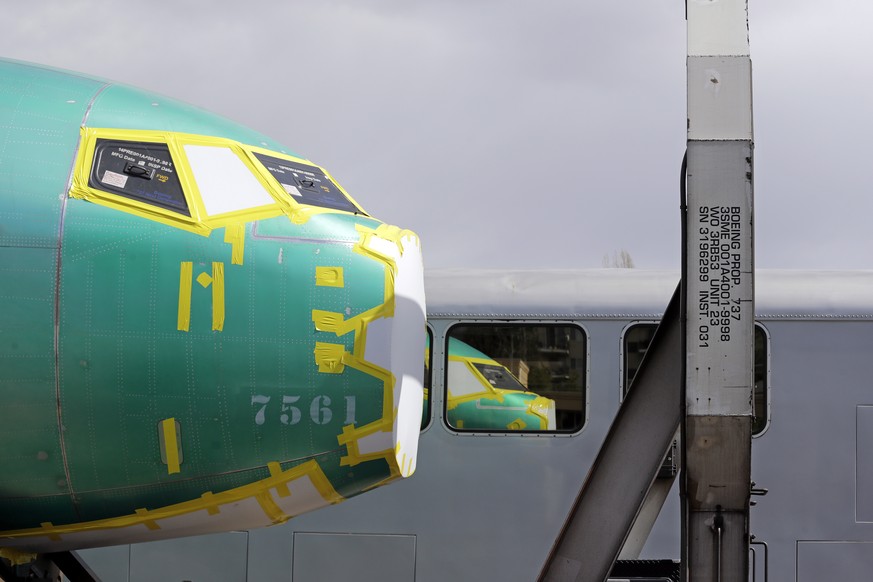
0 59 425 555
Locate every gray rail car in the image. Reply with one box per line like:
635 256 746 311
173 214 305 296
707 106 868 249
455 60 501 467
77 269 873 581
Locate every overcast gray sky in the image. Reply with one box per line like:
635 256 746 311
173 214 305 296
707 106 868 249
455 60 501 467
4 1 872 270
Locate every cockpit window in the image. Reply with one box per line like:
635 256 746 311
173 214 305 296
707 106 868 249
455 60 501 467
253 152 360 213
472 362 526 391
89 139 189 215
184 145 276 216
76 129 365 235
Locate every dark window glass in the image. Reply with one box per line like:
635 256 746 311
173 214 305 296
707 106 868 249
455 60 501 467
89 139 189 215
253 153 360 213
623 323 769 435
752 326 768 435
471 362 527 391
623 325 658 398
422 328 432 430
445 324 586 433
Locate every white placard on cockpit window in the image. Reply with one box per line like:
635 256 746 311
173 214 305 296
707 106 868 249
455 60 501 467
184 145 275 216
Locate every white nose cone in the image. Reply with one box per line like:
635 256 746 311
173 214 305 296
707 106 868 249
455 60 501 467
357 226 426 478
388 231 426 477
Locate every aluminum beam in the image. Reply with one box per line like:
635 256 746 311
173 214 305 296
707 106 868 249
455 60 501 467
539 287 683 582
619 431 680 561
683 1 755 580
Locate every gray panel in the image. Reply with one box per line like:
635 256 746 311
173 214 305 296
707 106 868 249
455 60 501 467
797 541 873 580
72 546 130 582
292 532 416 582
857 406 873 521
685 416 752 511
688 511 747 580
247 525 295 580
685 140 755 416
129 532 249 582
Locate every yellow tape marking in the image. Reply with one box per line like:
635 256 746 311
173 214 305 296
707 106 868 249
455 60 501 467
180 263 225 332
40 522 61 542
315 266 344 288
255 491 288 524
325 224 425 478
70 128 348 235
312 310 347 333
339 424 364 467
311 306 386 356
314 342 346 374
1 460 343 542
200 492 220 515
268 462 291 498
161 418 181 475
135 509 160 531
529 396 553 430
312 309 375 355
224 223 246 265
212 262 225 331
177 262 193 331
507 418 527 431
335 354 397 468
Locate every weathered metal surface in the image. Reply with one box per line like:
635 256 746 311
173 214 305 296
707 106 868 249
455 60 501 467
684 1 754 579
539 288 683 582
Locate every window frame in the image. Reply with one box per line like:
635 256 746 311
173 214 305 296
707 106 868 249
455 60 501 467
619 320 771 437
752 322 772 437
442 320 589 437
70 127 369 236
421 325 434 432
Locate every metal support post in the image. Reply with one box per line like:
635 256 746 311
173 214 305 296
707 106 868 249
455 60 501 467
682 1 755 580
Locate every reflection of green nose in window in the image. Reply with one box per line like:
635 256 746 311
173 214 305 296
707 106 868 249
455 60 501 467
445 325 586 433
473 363 526 391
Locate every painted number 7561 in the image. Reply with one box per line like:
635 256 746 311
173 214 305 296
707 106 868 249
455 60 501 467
250 395 357 426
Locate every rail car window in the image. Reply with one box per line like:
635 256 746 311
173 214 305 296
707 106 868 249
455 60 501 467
623 325 658 398
623 323 769 435
445 324 586 433
89 139 189 215
422 328 433 430
752 326 768 435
